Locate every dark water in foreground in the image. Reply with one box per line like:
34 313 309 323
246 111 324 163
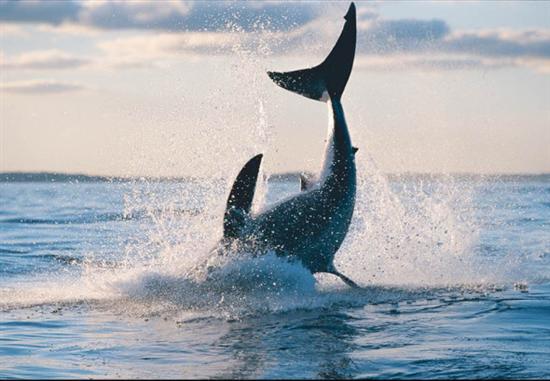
0 175 549 379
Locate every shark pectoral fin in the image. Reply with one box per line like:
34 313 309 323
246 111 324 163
299 173 315 192
223 154 263 239
330 270 361 289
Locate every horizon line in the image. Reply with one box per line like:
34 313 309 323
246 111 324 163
1 170 548 183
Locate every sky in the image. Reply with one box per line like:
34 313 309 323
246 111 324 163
1 0 549 177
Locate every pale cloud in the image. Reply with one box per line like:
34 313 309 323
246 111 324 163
354 55 507 72
0 49 91 70
95 32 243 69
0 23 28 37
519 57 550 74
98 32 240 57
442 29 550 59
0 79 86 94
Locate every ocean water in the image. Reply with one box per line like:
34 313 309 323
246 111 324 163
0 174 549 379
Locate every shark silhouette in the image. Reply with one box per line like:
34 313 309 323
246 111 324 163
219 3 359 288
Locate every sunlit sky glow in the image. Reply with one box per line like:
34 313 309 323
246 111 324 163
1 1 549 176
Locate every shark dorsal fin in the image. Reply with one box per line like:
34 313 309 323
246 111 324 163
223 154 263 239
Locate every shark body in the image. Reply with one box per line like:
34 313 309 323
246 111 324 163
219 3 360 287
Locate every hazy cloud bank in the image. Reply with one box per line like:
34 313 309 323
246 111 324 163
1 1 549 73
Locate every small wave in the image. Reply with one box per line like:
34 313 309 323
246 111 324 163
0 208 201 225
514 217 546 225
0 248 30 254
29 254 83 266
0 248 527 321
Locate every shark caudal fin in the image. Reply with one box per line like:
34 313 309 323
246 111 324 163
223 154 263 239
267 2 356 101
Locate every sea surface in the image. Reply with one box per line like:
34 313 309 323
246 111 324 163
0 174 549 379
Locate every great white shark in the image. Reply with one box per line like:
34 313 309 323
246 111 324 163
217 3 360 288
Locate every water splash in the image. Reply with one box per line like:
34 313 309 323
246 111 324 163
2 13 547 318
337 170 481 286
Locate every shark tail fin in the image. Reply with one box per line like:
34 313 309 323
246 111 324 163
223 154 263 239
267 3 356 101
